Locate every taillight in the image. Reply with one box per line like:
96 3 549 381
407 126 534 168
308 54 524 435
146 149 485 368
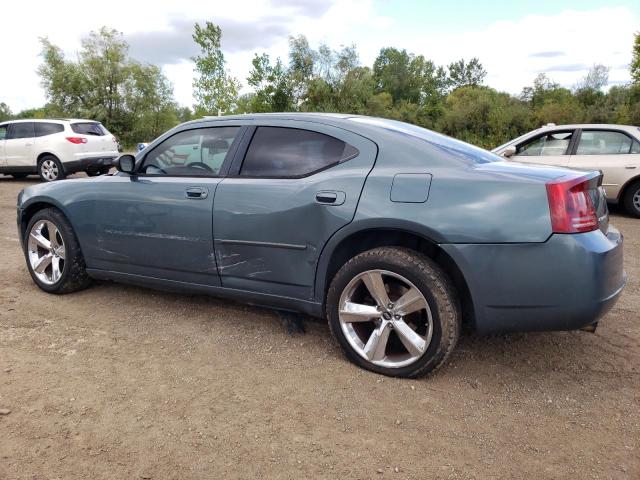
546 175 598 233
66 137 87 144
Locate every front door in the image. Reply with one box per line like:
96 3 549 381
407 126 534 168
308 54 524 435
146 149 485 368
511 129 575 168
86 125 242 286
213 121 377 300
4 122 35 168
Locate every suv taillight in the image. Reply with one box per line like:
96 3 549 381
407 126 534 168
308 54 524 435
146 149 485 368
546 175 598 233
66 137 87 144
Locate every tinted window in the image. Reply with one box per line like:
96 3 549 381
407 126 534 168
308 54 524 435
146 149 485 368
576 130 633 155
517 131 573 156
241 127 357 177
0 125 6 140
71 122 107 136
632 140 640 154
141 127 239 176
35 122 64 137
7 122 34 139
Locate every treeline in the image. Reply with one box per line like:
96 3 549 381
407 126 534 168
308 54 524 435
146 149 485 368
1 24 639 149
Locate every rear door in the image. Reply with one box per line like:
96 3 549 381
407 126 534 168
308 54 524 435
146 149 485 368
567 129 640 201
5 122 35 167
212 121 377 300
511 129 576 167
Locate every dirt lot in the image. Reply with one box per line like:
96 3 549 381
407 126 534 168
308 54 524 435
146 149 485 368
0 175 638 480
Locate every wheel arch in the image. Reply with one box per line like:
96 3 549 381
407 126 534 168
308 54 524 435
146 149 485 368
19 198 73 241
618 175 640 202
315 222 477 330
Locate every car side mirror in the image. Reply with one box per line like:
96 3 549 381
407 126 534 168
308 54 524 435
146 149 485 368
502 145 517 158
115 154 136 174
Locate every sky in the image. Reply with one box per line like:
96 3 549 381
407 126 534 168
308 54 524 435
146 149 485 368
1 0 638 112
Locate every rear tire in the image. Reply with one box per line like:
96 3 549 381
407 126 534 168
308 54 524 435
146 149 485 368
326 247 461 378
38 155 65 182
622 181 640 218
24 208 91 294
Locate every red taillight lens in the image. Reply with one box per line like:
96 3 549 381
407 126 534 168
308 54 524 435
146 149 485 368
66 137 87 144
546 175 598 233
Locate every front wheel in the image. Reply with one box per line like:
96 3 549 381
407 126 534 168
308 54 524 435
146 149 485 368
326 247 461 378
24 208 91 294
622 181 640 218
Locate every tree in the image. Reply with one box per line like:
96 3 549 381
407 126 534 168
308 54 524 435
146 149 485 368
631 31 640 84
0 102 12 121
246 53 294 112
192 21 240 115
37 27 180 145
447 58 487 89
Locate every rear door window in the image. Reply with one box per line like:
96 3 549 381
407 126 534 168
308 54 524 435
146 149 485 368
240 127 358 177
576 130 633 155
517 131 574 156
7 122 35 139
71 122 107 136
35 122 64 137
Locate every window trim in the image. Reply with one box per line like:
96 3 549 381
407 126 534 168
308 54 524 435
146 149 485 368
233 126 360 180
515 129 577 157
134 125 246 178
571 128 639 156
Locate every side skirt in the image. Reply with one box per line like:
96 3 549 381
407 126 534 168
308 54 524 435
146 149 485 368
86 268 325 318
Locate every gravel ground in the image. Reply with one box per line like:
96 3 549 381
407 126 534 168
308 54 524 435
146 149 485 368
0 174 638 479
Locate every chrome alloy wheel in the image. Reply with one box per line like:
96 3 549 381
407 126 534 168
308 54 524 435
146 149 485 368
27 220 65 285
338 269 433 368
41 159 59 181
634 188 640 212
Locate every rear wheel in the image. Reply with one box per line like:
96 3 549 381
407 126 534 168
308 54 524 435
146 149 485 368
326 247 461 378
38 155 65 182
25 208 90 294
622 181 640 218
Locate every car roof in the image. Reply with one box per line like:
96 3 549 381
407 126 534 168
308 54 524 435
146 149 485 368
0 118 100 124
538 123 640 132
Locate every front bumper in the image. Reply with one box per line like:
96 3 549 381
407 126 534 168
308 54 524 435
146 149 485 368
63 156 117 174
442 227 626 334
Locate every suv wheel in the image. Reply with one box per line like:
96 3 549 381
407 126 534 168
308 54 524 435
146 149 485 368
38 155 66 182
326 247 460 378
25 208 91 294
623 181 640 218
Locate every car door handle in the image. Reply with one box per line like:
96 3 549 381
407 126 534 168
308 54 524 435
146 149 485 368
625 165 637 169
315 191 345 206
185 187 208 199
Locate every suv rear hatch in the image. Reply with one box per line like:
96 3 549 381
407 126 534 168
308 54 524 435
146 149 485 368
70 121 114 155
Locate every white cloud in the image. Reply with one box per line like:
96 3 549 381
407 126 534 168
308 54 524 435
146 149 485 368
0 2 636 113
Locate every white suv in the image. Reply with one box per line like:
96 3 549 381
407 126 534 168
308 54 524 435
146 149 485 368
0 118 120 181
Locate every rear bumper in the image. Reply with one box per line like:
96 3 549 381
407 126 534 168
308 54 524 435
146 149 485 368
63 156 117 174
442 228 626 334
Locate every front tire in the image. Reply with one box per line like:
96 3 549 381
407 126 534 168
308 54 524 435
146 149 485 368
38 155 66 182
622 181 640 218
326 247 461 378
24 208 91 294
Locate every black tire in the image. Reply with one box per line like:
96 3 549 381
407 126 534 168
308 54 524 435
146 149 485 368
38 155 66 182
622 181 640 218
24 208 91 294
11 173 29 179
326 247 461 378
86 170 101 177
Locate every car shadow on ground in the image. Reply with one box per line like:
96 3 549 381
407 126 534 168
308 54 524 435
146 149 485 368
88 279 632 381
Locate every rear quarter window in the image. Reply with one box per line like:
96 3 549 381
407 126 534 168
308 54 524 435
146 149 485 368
35 122 64 137
71 122 107 136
